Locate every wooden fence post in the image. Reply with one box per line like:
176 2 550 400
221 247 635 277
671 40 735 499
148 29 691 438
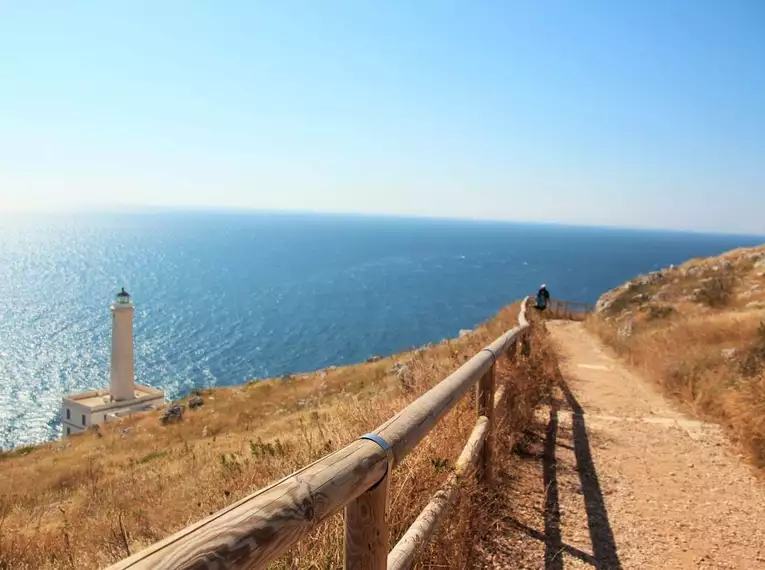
476 363 495 483
344 475 389 570
521 331 531 357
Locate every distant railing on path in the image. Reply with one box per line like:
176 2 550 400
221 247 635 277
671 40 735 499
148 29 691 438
547 298 594 321
107 299 535 570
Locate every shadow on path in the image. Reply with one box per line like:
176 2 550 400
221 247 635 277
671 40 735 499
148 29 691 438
543 398 564 570
551 380 622 569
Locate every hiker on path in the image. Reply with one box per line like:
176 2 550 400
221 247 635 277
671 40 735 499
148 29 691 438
536 284 550 310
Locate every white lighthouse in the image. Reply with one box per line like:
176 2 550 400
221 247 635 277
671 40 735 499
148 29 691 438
61 289 165 437
110 288 136 401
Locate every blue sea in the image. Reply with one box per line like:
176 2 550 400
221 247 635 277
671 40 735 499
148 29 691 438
0 211 762 449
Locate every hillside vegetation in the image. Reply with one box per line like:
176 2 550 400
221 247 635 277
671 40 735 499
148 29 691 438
589 244 765 466
0 302 557 569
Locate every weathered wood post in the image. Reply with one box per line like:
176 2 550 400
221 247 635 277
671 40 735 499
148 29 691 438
564 301 569 320
345 433 393 570
344 477 389 570
521 330 531 357
476 363 495 483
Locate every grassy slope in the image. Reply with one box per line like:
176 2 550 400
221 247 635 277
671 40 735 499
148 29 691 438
0 302 557 569
588 244 765 467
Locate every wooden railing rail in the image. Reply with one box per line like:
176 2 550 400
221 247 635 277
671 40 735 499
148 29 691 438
107 299 532 570
387 416 488 570
549 298 594 320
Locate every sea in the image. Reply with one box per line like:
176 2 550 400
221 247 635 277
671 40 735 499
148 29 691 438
0 211 762 449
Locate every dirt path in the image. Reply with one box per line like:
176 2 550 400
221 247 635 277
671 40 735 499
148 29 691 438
478 320 765 569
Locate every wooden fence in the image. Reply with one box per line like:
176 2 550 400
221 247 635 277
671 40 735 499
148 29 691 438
548 298 594 321
107 300 534 570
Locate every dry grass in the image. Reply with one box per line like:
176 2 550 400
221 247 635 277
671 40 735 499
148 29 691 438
0 302 557 569
588 244 765 468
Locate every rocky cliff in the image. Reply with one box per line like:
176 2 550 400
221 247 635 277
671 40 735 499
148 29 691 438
589 244 765 467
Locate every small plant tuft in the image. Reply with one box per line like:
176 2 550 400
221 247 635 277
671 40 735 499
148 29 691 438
249 437 286 458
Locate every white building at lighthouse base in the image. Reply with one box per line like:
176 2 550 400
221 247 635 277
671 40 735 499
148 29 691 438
62 384 165 436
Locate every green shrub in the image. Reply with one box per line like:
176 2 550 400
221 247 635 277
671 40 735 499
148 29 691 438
137 450 168 464
644 305 675 320
0 445 36 461
740 322 765 377
696 277 734 308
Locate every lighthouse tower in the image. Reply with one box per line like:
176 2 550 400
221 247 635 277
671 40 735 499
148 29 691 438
110 288 136 401
61 288 165 437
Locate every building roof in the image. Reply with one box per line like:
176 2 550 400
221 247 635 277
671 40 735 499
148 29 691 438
63 384 164 411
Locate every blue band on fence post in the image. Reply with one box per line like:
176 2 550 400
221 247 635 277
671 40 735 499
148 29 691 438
481 347 498 363
360 433 395 470
359 433 395 513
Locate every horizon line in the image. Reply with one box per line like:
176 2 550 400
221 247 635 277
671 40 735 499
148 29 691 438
2 204 764 239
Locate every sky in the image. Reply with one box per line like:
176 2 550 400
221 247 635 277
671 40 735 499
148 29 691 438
1 1 764 234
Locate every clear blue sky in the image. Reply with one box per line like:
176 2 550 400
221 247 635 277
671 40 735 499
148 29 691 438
1 1 763 233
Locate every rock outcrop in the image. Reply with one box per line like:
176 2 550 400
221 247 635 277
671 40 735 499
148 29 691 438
188 394 204 409
160 403 185 425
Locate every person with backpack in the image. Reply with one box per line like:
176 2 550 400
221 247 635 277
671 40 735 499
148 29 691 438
536 284 550 310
